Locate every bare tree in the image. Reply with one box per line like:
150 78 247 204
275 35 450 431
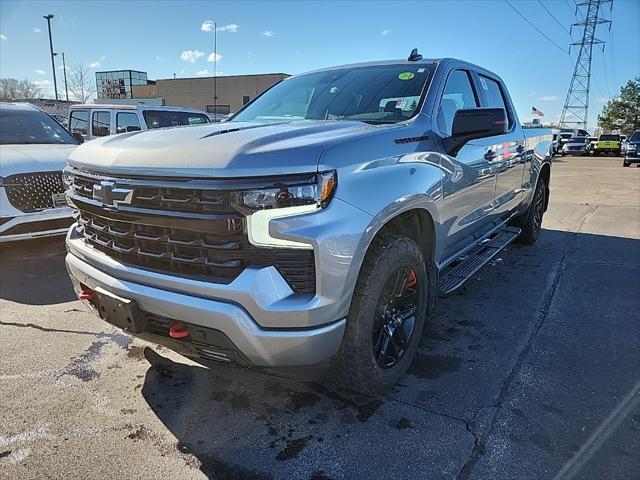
68 63 95 103
0 78 41 100
16 79 42 99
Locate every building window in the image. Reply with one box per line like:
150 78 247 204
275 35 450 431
243 96 251 105
116 112 141 133
69 109 89 137
206 104 231 115
92 111 111 137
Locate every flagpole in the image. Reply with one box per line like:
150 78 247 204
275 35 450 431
214 21 217 120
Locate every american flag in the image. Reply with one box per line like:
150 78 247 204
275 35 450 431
532 106 545 117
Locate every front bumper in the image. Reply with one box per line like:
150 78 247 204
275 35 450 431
65 196 376 371
0 207 74 242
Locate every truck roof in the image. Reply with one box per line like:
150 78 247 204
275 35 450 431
69 104 207 113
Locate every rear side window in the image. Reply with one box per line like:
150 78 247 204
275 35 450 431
92 111 111 137
479 75 511 129
116 112 141 133
143 110 210 129
599 134 620 141
69 109 89 137
437 70 478 136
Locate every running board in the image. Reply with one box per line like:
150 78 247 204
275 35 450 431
438 226 521 295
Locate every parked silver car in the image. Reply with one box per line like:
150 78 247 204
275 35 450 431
64 53 552 393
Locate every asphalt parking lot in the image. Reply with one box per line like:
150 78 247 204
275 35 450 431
1 155 639 480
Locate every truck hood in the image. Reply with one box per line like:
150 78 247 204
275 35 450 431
0 144 77 177
68 120 381 178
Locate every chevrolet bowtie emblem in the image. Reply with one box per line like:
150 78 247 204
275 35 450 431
92 181 133 207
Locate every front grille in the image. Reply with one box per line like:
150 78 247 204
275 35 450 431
4 171 65 213
68 171 316 294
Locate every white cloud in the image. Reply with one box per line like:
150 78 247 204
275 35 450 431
58 64 69 71
33 79 51 86
180 49 204 63
538 96 558 102
381 29 391 36
33 27 41 33
34 69 46 75
196 69 209 75
88 61 102 68
261 30 275 37
202 21 238 33
207 52 222 63
0 34 6 41
596 97 610 105
217 23 238 32
155 55 166 62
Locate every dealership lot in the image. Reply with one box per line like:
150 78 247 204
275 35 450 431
1 156 638 479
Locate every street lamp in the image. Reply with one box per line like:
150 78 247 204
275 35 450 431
53 52 68 101
43 14 59 100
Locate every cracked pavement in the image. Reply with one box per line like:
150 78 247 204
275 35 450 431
1 156 639 479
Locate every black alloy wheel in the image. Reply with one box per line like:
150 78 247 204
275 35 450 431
372 266 419 369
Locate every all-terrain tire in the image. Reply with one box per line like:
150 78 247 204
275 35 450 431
327 234 428 395
515 177 547 245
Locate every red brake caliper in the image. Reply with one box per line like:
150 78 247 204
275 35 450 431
406 269 417 288
169 322 190 339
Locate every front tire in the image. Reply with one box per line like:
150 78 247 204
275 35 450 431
515 177 547 245
328 234 428 395
623 161 630 167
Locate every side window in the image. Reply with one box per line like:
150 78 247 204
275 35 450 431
92 111 111 137
478 75 511 129
116 112 141 133
69 109 89 137
437 70 478 136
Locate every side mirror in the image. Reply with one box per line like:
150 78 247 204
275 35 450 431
72 132 85 144
444 108 507 156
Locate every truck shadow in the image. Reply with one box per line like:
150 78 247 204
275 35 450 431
0 237 76 305
137 228 640 479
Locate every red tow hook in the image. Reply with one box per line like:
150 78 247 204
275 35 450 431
169 322 190 339
406 269 417 288
79 288 95 301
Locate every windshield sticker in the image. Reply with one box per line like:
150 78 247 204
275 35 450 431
417 68 426 73
398 72 415 80
480 77 489 90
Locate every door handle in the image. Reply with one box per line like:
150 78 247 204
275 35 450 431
484 150 497 161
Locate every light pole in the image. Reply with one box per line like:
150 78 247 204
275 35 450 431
53 52 68 101
43 14 58 100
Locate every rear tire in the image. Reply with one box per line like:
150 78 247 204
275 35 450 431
328 234 428 395
515 177 547 245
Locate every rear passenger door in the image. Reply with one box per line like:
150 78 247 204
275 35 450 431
69 109 89 140
475 73 526 218
91 110 112 139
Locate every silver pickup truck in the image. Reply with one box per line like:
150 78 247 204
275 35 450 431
64 52 552 394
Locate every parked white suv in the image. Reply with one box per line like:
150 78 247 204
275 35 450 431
68 104 211 141
0 103 78 241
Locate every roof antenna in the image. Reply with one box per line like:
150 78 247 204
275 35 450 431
408 48 422 61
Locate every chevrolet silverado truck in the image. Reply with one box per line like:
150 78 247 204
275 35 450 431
64 52 552 394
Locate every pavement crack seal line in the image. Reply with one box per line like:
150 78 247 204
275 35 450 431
455 205 598 480
389 397 470 426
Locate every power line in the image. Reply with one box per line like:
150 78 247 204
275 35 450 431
504 0 570 55
537 0 572 35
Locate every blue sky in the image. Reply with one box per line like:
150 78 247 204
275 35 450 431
1 0 638 128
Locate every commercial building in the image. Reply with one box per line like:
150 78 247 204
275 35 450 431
95 70 289 120
96 70 154 100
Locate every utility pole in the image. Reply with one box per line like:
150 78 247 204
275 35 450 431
54 52 68 101
559 0 612 130
213 21 218 121
43 14 59 100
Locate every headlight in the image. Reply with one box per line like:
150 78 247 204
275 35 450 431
236 170 337 211
628 144 637 152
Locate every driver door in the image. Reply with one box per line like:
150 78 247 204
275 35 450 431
435 69 498 260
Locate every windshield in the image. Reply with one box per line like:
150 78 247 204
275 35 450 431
569 137 588 143
0 108 77 145
599 134 620 141
231 64 434 125
142 110 210 129
629 131 640 142
560 133 573 139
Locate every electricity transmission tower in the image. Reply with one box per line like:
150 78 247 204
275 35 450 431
559 0 612 130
